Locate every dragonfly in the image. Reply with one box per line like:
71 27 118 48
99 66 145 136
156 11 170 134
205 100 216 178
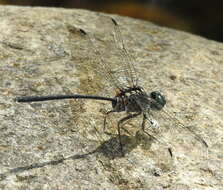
15 17 208 156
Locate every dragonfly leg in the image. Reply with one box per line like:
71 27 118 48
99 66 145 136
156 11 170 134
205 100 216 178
141 113 160 140
117 112 141 156
103 110 134 136
141 113 173 157
103 110 116 133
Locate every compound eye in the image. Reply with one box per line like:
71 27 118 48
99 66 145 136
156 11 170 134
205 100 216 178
150 91 166 110
150 91 162 100
150 91 157 99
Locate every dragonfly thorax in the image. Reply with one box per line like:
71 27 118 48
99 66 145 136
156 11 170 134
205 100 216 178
112 88 166 113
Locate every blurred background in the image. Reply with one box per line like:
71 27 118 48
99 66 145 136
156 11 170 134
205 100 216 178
1 0 223 42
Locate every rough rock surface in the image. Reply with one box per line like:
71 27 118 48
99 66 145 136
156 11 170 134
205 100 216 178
0 5 222 190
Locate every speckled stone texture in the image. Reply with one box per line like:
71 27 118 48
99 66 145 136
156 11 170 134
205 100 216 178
0 5 222 190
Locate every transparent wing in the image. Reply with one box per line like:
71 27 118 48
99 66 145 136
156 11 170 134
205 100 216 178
67 24 122 92
144 108 208 156
79 28 126 91
110 18 139 88
69 16 140 93
161 109 208 148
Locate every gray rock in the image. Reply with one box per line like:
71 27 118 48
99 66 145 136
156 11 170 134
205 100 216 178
0 5 222 190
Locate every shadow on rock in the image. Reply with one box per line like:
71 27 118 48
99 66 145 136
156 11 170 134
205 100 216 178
0 130 154 181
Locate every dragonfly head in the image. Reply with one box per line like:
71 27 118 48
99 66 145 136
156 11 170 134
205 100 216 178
150 91 166 110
